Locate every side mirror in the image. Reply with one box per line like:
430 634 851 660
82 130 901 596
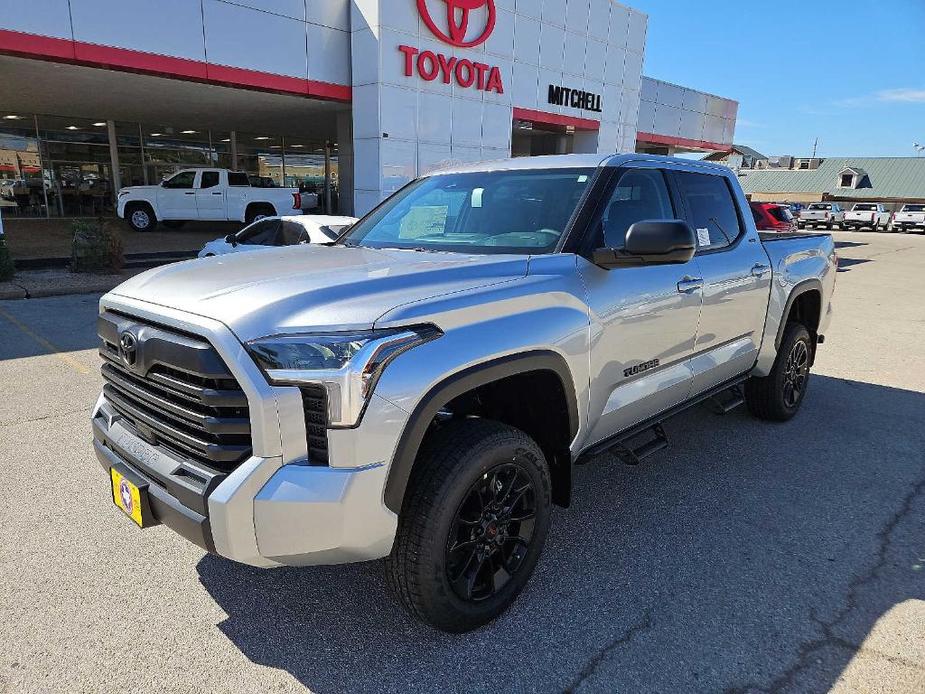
225 233 237 247
592 220 696 269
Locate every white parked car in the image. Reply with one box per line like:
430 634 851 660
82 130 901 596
797 202 845 229
117 168 318 232
197 215 357 258
843 203 892 231
891 204 925 232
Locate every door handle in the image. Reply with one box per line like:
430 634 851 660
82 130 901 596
212 192 223 195
751 263 771 277
677 276 704 293
184 192 195 195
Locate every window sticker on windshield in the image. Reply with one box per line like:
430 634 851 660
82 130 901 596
471 188 484 208
577 175 589 183
697 227 711 247
399 206 448 239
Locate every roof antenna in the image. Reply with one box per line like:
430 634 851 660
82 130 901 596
811 137 818 159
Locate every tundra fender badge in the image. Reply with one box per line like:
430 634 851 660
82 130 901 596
624 359 660 378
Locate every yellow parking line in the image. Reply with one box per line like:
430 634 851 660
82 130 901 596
0 303 92 376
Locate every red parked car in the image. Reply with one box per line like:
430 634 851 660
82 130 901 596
750 201 796 232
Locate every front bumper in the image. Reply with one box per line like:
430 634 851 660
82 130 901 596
92 295 406 568
93 396 402 567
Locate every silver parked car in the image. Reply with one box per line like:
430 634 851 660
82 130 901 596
93 154 836 632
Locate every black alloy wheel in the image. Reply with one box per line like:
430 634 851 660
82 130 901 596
445 463 537 603
782 338 810 409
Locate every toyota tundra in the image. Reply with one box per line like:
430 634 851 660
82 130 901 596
93 154 836 632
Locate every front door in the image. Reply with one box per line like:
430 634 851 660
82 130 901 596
579 165 703 447
156 170 198 219
671 170 772 395
195 170 225 220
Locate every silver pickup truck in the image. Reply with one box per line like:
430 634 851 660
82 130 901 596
92 155 836 632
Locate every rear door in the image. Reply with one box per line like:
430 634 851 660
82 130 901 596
579 164 703 445
671 169 772 395
195 170 225 220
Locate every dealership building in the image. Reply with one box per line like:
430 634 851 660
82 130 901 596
0 0 737 219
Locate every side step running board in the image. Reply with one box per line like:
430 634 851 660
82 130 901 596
613 424 669 466
707 385 745 415
576 375 749 465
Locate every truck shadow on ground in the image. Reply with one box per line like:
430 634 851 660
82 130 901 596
196 375 925 694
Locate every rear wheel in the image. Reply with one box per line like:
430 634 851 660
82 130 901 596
245 204 275 225
745 323 812 422
126 204 156 232
385 419 552 633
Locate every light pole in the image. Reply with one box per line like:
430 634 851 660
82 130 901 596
914 143 925 157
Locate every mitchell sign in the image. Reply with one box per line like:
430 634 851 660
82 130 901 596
548 84 603 113
398 0 505 95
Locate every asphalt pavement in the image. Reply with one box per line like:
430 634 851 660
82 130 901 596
0 231 922 693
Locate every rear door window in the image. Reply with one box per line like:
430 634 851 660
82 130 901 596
279 220 309 245
673 171 743 251
238 219 281 245
199 171 220 189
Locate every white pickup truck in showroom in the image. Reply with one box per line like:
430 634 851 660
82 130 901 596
117 168 318 231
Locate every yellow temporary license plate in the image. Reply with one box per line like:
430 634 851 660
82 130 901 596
110 467 144 527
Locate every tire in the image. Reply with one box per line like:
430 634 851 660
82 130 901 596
245 204 275 224
126 204 156 232
385 418 552 633
162 220 186 229
745 323 812 422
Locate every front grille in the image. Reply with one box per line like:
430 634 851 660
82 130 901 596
98 312 252 472
300 385 329 465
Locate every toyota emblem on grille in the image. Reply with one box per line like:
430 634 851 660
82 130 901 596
119 331 138 367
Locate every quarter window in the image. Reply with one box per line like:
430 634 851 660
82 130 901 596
674 172 743 251
228 172 250 187
598 169 674 249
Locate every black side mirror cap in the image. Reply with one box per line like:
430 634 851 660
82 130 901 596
593 220 696 269
225 233 237 246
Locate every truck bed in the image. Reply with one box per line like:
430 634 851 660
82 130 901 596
759 231 827 243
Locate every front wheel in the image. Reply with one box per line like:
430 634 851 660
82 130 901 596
385 419 552 633
745 323 812 422
126 204 156 232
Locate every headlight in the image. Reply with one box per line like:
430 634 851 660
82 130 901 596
247 326 441 427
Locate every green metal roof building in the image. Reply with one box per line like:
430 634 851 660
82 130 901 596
736 157 925 209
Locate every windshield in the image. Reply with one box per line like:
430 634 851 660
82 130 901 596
853 204 876 211
903 205 925 212
340 168 596 254
808 203 831 210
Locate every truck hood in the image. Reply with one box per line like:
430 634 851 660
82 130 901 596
109 245 528 341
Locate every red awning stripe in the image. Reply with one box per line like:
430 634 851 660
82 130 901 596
0 28 352 103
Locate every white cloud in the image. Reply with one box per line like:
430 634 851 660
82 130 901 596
876 88 925 103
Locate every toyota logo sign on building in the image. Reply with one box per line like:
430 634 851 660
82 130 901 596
417 0 497 48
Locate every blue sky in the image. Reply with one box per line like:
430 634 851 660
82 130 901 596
629 0 925 157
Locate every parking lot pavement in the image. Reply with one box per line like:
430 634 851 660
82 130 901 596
0 231 923 694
